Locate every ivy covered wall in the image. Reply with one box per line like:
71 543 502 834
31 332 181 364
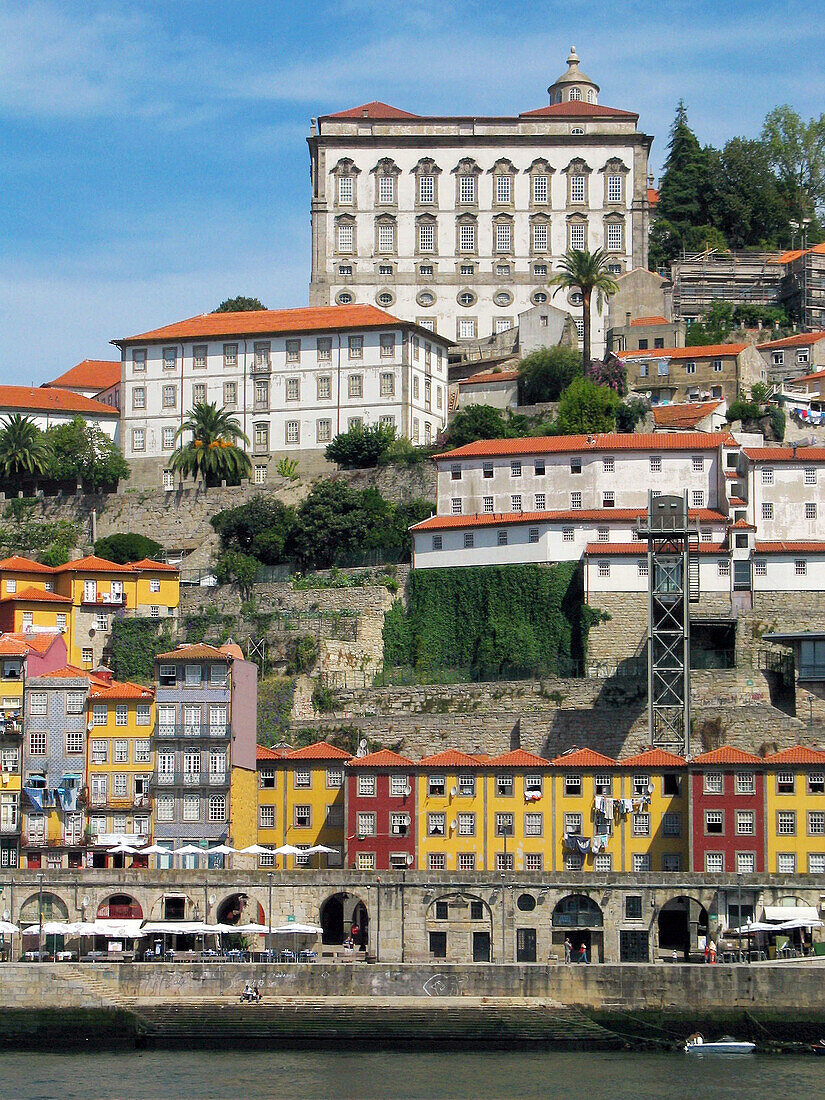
383 563 602 681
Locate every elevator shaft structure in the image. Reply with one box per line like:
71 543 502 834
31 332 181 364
636 492 698 756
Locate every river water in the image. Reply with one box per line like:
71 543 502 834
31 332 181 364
5 1050 823 1100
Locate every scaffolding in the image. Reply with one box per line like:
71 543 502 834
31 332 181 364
671 249 785 320
636 492 699 755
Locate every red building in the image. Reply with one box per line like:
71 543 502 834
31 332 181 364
690 747 765 874
346 749 416 871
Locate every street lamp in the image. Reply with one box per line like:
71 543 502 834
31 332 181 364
267 873 273 958
37 872 44 962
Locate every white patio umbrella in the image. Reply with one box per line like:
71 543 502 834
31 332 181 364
207 844 238 855
174 843 207 855
239 844 272 855
108 844 140 854
0 921 19 934
305 843 336 869
272 844 304 855
236 922 270 934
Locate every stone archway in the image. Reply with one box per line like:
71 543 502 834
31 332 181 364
19 891 69 925
97 894 143 920
216 893 264 926
551 893 604 962
658 896 708 958
320 892 369 947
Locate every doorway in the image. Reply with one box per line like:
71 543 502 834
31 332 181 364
516 927 537 962
472 931 490 962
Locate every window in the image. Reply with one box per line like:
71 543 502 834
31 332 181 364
606 174 623 204
632 853 651 872
497 530 508 546
379 372 395 398
662 812 681 837
357 813 376 837
796 559 808 576
428 774 445 796
777 810 796 835
458 774 475 796
459 223 476 252
348 373 363 398
809 772 825 794
337 175 354 203
294 804 311 828
325 768 343 790
777 853 795 873
598 560 610 577
378 222 395 252
810 854 825 873
337 223 354 251
762 467 774 484
735 852 755 874
569 222 585 250
808 811 825 835
571 492 582 510
638 559 649 577
132 348 146 372
777 772 795 794
134 740 151 763
606 222 623 252
762 502 773 520
564 774 582 796
570 175 585 203
524 812 542 836
735 772 755 795
463 532 474 549
162 385 176 409
115 706 127 729
458 174 476 203
82 647 94 664
705 811 724 834
378 175 394 204
692 490 704 508
495 813 514 836
259 805 275 829
65 730 84 755
511 495 522 512
390 774 408 798
163 347 177 371
132 386 146 410
528 527 539 544
713 359 723 373
131 428 145 452
357 774 376 797
633 813 650 836
208 795 226 822
603 491 615 509
457 812 475 836
431 535 442 551
428 813 446 836
294 769 312 790
418 174 435 203
736 811 755 835
223 343 238 368
496 774 514 797
718 559 730 577
451 498 462 516
494 222 512 252
704 772 723 794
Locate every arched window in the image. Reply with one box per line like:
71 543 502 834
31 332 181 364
586 89 595 103
569 87 582 101
552 894 603 928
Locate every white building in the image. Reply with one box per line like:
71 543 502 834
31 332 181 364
113 304 450 487
0 386 119 440
308 49 653 357
43 360 121 410
410 434 825 598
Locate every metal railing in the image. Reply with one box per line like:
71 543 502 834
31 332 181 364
156 724 230 739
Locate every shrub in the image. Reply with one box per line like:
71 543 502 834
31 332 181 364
214 550 259 598
556 376 620 434
109 618 175 682
325 422 396 468
94 533 163 564
211 496 294 564
518 346 583 403
443 404 512 448
275 457 299 479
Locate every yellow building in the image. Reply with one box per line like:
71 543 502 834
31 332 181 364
0 555 56 597
617 749 688 873
765 746 825 876
551 748 619 873
416 750 486 872
274 742 349 869
256 744 289 859
85 671 155 867
484 750 552 873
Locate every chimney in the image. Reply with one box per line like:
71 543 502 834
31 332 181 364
362 108 369 118
625 312 632 328
93 666 114 685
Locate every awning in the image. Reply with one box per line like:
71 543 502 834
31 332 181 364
763 905 821 924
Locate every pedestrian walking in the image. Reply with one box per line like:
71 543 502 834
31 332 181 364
578 943 589 964
564 937 572 964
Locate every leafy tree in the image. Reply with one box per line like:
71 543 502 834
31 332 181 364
555 376 620 435
213 296 266 313
94 533 163 564
45 416 129 490
215 550 259 599
518 346 582 403
656 101 713 256
548 248 619 367
443 404 512 448
707 138 788 249
325 421 396 468
615 397 648 433
585 354 627 396
648 217 680 273
288 481 395 570
681 224 728 254
39 544 71 567
762 105 825 230
685 302 735 346
170 402 251 485
211 496 295 565
0 415 51 488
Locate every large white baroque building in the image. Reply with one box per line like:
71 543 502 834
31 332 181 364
114 305 450 486
308 49 653 356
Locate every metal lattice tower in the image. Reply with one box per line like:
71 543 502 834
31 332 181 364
636 492 698 755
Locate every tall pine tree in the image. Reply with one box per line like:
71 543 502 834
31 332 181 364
655 102 714 260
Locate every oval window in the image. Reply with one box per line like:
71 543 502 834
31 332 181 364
377 293 393 306
533 292 548 304
338 292 353 304
517 893 536 912
459 293 474 306
570 292 583 306
494 292 510 307
418 292 435 306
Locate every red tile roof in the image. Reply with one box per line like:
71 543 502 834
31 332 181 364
45 360 121 392
756 331 825 351
744 447 825 462
732 518 756 529
417 749 484 767
618 748 686 767
0 555 54 574
0 386 118 417
619 344 746 360
519 101 637 119
257 744 290 761
729 497 746 506
413 507 728 533
787 369 825 385
485 749 550 767
755 541 825 553
89 679 154 700
630 316 669 327
3 631 62 654
116 305 422 344
585 541 725 556
550 747 617 767
130 558 178 572
459 369 521 385
690 746 762 765
287 741 352 761
0 586 72 604
52 555 134 573
28 664 89 681
652 401 724 429
324 101 419 120
647 188 659 207
154 643 232 661
346 749 415 768
436 431 734 461
765 746 825 765
0 637 29 656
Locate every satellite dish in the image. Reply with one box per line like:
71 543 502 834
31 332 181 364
647 783 655 795
82 895 90 908
209 894 216 905
450 786 457 798
404 784 412 797
356 739 368 758
450 820 457 832
406 854 414 866
2 909 8 922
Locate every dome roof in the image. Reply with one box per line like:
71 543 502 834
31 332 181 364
548 47 600 101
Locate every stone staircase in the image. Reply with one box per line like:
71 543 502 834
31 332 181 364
132 996 619 1047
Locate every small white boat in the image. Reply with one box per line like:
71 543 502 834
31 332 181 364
685 1032 755 1055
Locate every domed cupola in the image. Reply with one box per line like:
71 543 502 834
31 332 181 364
547 47 600 105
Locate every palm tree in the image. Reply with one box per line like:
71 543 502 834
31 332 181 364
549 248 619 367
0 414 51 490
170 402 251 485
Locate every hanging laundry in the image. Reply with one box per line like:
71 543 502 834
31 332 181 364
603 797 614 817
594 795 604 813
591 834 608 853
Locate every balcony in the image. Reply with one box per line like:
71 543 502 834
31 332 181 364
207 772 228 787
81 592 126 608
0 820 20 835
155 724 229 740
250 360 271 375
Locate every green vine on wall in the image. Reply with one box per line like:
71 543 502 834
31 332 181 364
108 618 175 683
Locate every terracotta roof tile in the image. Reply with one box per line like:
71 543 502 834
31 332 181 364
130 558 178 572
0 555 55 574
413 507 728 533
287 741 352 761
417 749 485 767
765 746 825 765
346 749 415 768
756 331 825 350
116 305 429 345
0 637 29 656
550 747 617 767
620 344 746 360
154 643 232 661
52 555 135 573
484 749 550 767
0 586 72 604
89 679 154 700
436 431 734 461
520 101 636 119
585 541 725 555
630 316 669 327
257 744 290 761
652 401 724 429
780 249 806 263
28 664 89 682
744 447 825 462
732 518 756 529
729 497 746 506
787 369 825 385
460 369 521 385
0 386 118 417
3 632 61 654
324 101 419 120
755 541 825 553
690 746 762 765
618 748 686 767
45 360 121 392
647 187 659 207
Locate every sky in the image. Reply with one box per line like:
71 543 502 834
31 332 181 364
1 0 824 386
